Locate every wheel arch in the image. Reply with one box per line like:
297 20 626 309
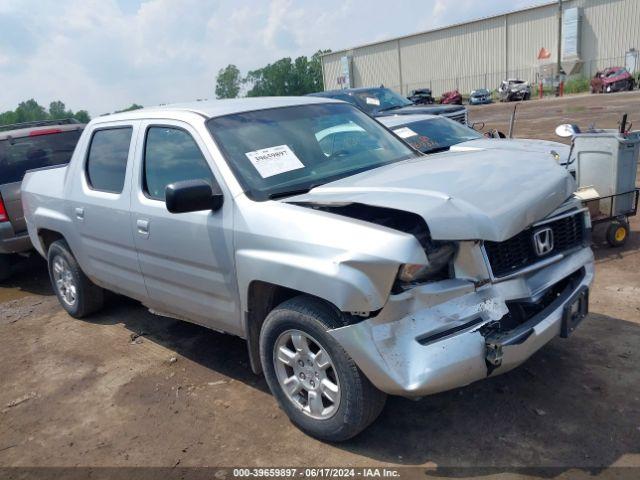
37 228 66 255
244 281 341 375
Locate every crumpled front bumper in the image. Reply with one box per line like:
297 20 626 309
329 247 594 397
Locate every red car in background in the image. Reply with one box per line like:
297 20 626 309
590 67 635 93
439 89 462 105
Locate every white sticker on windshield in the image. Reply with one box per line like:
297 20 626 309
393 127 418 139
365 97 380 106
245 145 305 179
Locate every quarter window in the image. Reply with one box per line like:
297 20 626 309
143 126 214 201
86 127 133 193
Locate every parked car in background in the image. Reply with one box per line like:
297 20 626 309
0 119 84 281
408 88 434 104
379 114 571 164
498 79 532 102
439 89 462 105
23 97 593 441
590 67 635 93
308 87 468 124
379 114 482 153
469 88 493 105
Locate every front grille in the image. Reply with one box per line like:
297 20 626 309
484 212 585 278
446 111 467 124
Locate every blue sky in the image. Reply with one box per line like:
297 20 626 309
1 0 537 116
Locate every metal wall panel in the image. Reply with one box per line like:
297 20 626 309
576 0 640 75
399 15 506 95
351 42 401 91
506 3 558 75
322 54 343 90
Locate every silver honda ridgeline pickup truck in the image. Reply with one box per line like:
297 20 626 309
22 97 593 441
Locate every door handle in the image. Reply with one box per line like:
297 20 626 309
75 207 84 221
136 219 150 236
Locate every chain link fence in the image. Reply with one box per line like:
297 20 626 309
390 55 632 99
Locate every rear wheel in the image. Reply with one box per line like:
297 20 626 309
47 240 104 318
260 296 386 441
606 220 630 247
0 254 11 282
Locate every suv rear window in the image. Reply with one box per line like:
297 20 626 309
86 127 133 193
0 130 82 184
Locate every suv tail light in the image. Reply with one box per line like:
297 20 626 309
0 194 8 222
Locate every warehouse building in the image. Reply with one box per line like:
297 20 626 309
321 0 640 96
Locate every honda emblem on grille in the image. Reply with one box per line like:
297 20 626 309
533 227 554 256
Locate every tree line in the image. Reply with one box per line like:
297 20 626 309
215 49 330 99
0 99 91 126
0 100 145 127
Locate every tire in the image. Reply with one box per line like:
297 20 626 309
524 92 531 101
260 296 386 442
47 239 104 318
0 254 11 282
606 220 630 247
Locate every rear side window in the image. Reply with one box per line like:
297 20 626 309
143 126 214 201
0 130 82 184
86 127 133 193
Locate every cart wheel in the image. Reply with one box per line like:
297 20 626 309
606 220 630 247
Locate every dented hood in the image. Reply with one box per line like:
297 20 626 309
288 149 575 242
450 138 569 158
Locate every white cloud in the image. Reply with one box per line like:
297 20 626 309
0 0 536 116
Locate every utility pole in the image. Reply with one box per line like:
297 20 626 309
557 0 563 77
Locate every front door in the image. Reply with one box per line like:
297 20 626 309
129 120 240 334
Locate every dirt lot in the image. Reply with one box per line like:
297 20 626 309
1 92 640 477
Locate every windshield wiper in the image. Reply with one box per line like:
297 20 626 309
377 105 405 112
421 146 451 155
267 187 313 200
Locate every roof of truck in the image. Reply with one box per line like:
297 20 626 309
99 97 342 123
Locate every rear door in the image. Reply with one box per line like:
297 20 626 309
129 120 240 334
0 129 81 233
68 122 147 300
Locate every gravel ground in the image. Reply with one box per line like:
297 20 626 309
1 91 640 478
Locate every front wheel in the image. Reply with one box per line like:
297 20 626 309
48 239 105 318
260 296 386 441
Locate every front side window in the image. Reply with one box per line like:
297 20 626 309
86 127 133 193
143 126 214 201
207 103 417 200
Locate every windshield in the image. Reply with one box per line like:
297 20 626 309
0 130 81 184
350 88 413 113
390 117 482 154
206 103 418 200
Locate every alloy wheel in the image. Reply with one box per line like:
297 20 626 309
273 329 340 420
52 256 77 306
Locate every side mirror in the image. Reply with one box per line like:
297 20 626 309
165 179 223 214
555 124 580 138
471 121 485 131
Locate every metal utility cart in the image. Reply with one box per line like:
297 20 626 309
558 117 640 247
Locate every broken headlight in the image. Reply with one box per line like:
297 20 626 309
398 242 457 283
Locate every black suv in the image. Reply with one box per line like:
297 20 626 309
308 87 467 124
